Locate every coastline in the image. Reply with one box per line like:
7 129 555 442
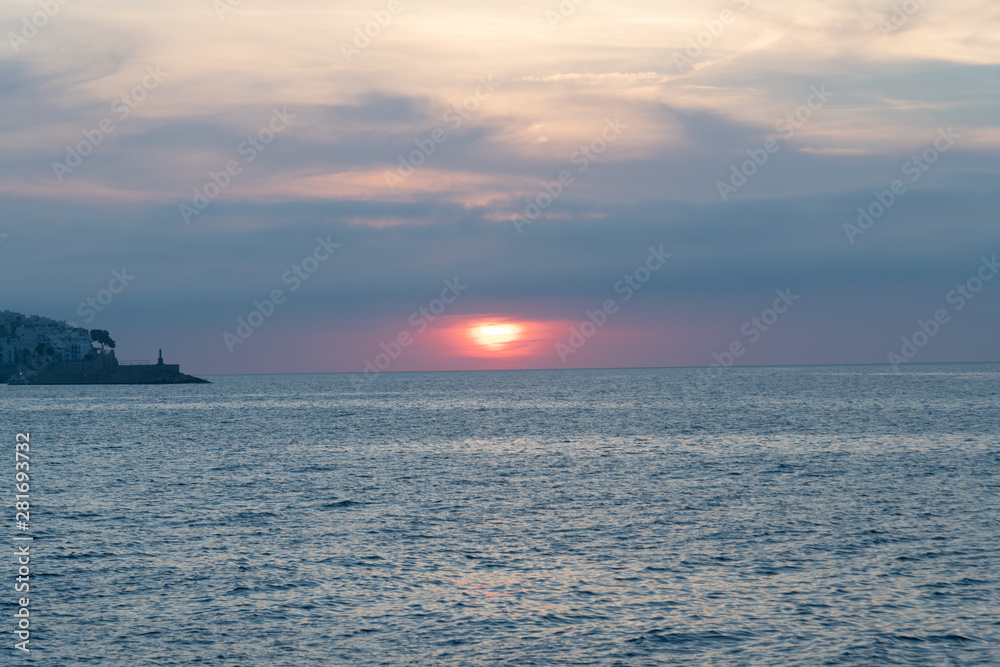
2 357 210 385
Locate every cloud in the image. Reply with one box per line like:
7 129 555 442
1 0 998 371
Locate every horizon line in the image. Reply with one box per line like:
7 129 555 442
191 359 1000 377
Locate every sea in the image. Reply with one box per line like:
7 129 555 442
3 363 999 666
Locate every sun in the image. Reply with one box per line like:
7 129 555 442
472 323 521 349
443 317 550 360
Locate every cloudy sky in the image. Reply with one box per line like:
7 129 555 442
1 0 998 374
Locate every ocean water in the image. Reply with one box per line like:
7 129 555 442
4 364 1000 666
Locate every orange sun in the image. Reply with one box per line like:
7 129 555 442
471 322 522 350
435 316 554 361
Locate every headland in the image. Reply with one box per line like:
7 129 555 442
2 310 209 385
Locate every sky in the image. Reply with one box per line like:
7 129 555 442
1 0 998 374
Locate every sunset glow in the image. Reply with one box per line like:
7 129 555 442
472 323 522 349
476 324 517 343
421 317 566 365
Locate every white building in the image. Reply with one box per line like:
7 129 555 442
0 311 96 364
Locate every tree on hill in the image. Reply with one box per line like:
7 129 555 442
90 329 116 351
34 342 56 359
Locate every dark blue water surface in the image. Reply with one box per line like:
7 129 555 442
3 364 999 665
